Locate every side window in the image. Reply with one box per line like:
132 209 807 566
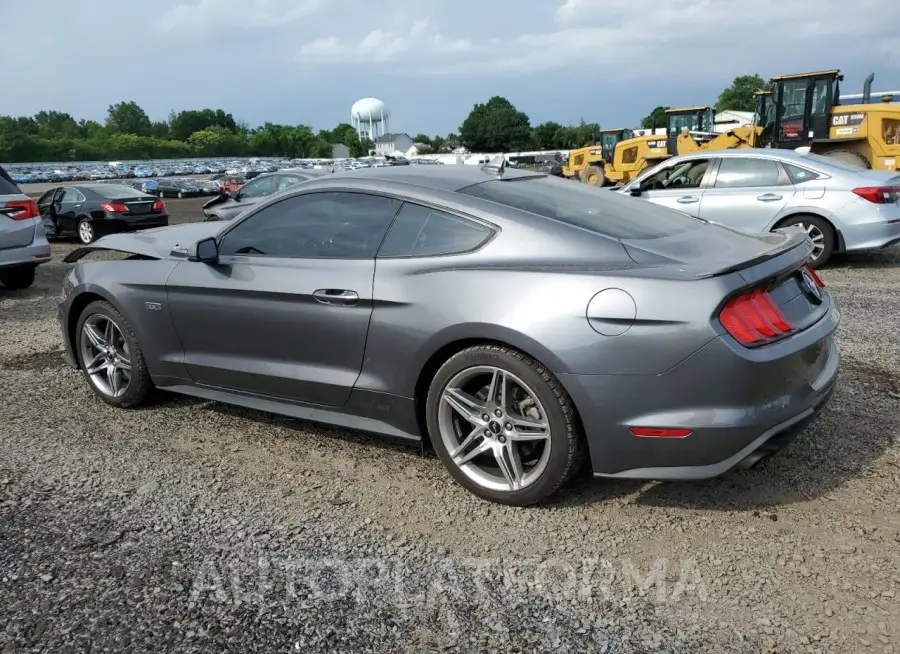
37 190 56 207
642 159 710 190
378 203 493 258
783 163 820 184
239 176 275 198
714 158 786 189
219 192 401 259
60 187 84 203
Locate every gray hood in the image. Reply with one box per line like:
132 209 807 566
63 222 223 263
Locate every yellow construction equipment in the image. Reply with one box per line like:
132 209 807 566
758 69 899 170
674 70 899 171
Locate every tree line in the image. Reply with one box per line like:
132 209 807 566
0 75 765 163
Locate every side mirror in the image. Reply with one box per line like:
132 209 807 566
192 237 219 263
629 186 642 197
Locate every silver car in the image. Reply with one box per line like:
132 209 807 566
0 165 51 289
58 163 840 506
619 149 900 267
203 170 328 222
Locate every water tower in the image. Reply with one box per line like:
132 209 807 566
351 97 390 141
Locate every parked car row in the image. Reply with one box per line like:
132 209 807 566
55 161 846 507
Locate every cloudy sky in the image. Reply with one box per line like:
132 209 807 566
3 0 899 136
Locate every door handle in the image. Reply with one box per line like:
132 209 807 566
313 289 359 305
676 196 699 204
757 193 783 202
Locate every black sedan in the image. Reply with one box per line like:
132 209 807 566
155 179 203 199
37 184 168 245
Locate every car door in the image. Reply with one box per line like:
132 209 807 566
164 190 403 406
698 156 796 232
36 189 59 233
218 175 277 220
628 158 712 217
54 187 86 233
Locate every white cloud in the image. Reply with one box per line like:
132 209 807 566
299 18 477 64
297 0 900 84
157 0 324 36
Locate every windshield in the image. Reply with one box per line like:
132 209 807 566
459 176 704 240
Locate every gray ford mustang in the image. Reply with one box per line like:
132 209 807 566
58 162 840 506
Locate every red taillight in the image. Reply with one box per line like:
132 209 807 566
3 199 39 220
100 202 129 213
719 287 794 346
804 264 825 288
852 185 900 204
151 200 166 212
630 427 693 438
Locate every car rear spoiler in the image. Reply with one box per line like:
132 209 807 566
693 225 812 279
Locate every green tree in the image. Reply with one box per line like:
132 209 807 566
169 109 238 141
459 96 533 151
640 106 670 129
533 121 563 149
187 126 246 157
105 101 152 136
716 74 766 112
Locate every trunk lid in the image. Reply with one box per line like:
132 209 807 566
620 221 812 279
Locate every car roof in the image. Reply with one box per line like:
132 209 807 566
675 148 814 163
324 165 545 192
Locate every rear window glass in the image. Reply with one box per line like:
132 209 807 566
458 176 704 239
90 184 147 199
0 166 22 195
783 163 820 184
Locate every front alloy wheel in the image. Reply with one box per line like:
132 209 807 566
427 345 583 506
76 301 153 407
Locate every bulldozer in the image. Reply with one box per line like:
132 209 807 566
672 70 899 171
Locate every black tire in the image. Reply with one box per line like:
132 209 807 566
76 218 96 245
426 344 584 506
581 164 605 186
821 149 871 170
777 215 835 269
75 300 153 408
0 265 36 290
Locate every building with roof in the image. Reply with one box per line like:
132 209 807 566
374 133 414 156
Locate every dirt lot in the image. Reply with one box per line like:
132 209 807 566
1 197 899 653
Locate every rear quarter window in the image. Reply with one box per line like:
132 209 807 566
379 203 493 257
458 176 704 239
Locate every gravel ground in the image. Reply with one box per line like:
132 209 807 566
1 201 899 653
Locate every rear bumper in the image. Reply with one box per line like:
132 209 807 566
0 235 51 268
835 201 900 252
562 299 840 479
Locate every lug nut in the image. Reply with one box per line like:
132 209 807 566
494 409 502 417
505 422 512 430
482 413 490 421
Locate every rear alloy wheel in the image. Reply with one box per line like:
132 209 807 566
77 218 95 245
177 191 184 199
76 300 152 407
426 345 583 506
0 265 36 290
158 190 165 199
778 215 835 268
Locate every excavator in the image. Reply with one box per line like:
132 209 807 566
674 70 900 171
